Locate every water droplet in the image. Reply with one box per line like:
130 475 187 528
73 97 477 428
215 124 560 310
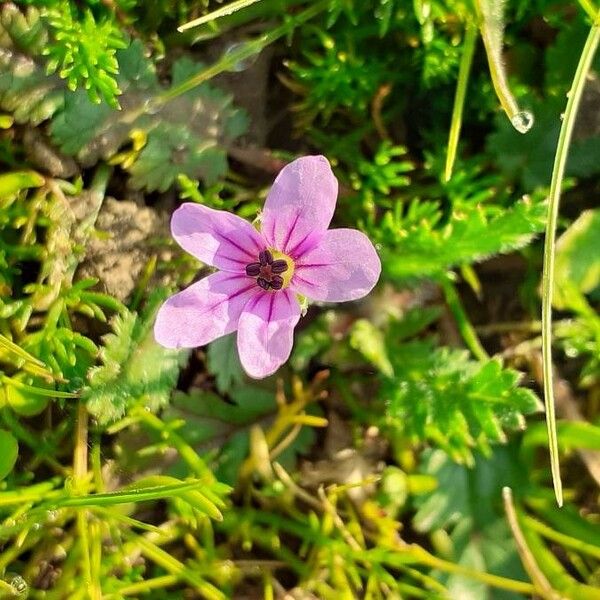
5 574 28 598
511 110 534 133
223 42 258 73
30 523 41 531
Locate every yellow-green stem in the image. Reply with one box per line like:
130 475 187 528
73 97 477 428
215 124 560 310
408 545 537 595
444 21 477 182
159 0 329 104
440 275 489 361
178 0 265 31
541 24 600 507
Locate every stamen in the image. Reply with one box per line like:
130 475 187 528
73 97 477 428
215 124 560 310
259 250 273 266
270 275 284 290
270 259 288 274
246 249 293 291
245 262 261 277
257 277 270 290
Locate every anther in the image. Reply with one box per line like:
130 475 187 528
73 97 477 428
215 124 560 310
270 259 288 274
270 275 284 290
257 277 270 290
259 249 273 266
245 262 261 277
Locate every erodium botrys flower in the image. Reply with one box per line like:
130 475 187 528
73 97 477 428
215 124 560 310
154 155 381 378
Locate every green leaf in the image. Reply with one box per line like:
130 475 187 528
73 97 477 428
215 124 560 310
290 312 334 371
553 209 600 310
49 91 112 155
42 3 128 107
206 333 245 394
383 340 542 464
413 448 529 600
377 193 547 281
165 385 315 485
50 43 247 190
0 429 18 481
349 319 393 376
83 291 188 425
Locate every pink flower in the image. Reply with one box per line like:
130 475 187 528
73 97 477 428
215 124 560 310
154 156 381 378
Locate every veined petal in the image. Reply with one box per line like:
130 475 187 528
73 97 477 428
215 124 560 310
171 203 265 272
154 272 258 348
261 156 338 257
291 229 381 302
237 290 301 378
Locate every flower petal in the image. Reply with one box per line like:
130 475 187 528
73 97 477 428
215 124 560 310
237 290 301 378
261 156 338 257
171 203 265 272
291 229 381 302
154 272 259 348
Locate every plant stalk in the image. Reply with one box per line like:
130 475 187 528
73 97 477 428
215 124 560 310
541 23 600 507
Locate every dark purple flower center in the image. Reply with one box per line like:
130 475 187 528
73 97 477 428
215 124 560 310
245 249 288 291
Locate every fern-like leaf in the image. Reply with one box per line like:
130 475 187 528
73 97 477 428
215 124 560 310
381 340 542 464
375 192 547 280
0 6 247 190
83 292 188 425
43 1 127 107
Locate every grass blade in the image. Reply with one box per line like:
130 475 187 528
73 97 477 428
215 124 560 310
541 24 600 507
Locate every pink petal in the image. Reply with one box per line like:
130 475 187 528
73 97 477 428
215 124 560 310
291 229 381 302
154 272 259 348
261 156 338 257
237 290 301 378
171 203 265 272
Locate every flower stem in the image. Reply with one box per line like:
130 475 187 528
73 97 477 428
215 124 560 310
158 0 330 105
444 21 477 182
440 274 489 361
407 544 537 595
502 487 556 598
541 23 600 507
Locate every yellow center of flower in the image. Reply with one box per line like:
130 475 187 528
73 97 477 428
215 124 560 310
270 249 295 288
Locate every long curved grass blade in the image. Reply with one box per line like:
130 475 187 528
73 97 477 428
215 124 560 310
1 375 78 398
541 24 600 507
177 0 264 32
0 334 45 366
53 479 209 507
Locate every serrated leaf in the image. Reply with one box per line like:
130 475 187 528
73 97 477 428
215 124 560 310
83 292 188 425
378 193 547 281
383 341 542 464
206 333 245 394
0 12 246 189
50 42 246 189
413 448 529 600
50 90 112 155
